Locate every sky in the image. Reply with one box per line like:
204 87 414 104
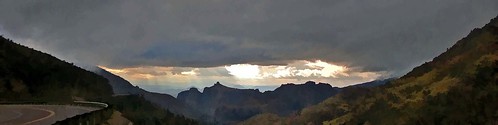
0 0 497 95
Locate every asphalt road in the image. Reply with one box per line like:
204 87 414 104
0 105 100 125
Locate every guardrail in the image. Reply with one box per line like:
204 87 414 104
0 101 114 125
53 105 113 125
0 101 108 108
53 101 113 125
74 101 108 108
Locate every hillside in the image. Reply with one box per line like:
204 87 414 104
0 36 199 124
90 67 201 120
104 95 198 125
91 67 142 95
0 36 112 101
243 15 498 125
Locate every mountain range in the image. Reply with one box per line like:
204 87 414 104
176 81 341 124
94 64 390 124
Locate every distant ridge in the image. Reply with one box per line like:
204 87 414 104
92 67 142 95
176 80 387 124
346 78 394 88
88 66 202 120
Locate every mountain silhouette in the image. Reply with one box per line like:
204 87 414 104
177 80 388 124
89 66 202 119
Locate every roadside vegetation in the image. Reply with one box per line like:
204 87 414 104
0 36 199 124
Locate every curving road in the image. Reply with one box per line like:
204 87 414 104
0 105 99 125
21 107 55 125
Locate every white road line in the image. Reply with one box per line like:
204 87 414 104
21 107 55 125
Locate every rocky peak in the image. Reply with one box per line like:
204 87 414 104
304 81 316 85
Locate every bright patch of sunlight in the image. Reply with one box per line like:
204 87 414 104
225 64 262 79
304 60 348 77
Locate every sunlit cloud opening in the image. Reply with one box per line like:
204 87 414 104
100 66 126 73
225 64 261 79
304 60 348 78
181 68 199 75
225 60 350 79
272 66 294 78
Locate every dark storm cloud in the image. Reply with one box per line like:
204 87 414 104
0 0 497 76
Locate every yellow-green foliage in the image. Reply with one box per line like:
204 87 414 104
428 76 459 96
324 113 352 125
238 113 284 125
244 16 498 125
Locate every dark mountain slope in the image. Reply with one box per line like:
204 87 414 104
178 82 264 123
0 36 112 101
177 81 341 124
262 81 341 116
90 67 201 120
347 78 394 88
92 67 142 95
106 95 198 125
0 36 198 124
243 15 498 125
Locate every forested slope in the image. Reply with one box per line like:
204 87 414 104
243 16 498 125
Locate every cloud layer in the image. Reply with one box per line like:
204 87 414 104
100 60 386 91
0 0 497 77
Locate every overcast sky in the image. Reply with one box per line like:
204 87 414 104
1 0 497 95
